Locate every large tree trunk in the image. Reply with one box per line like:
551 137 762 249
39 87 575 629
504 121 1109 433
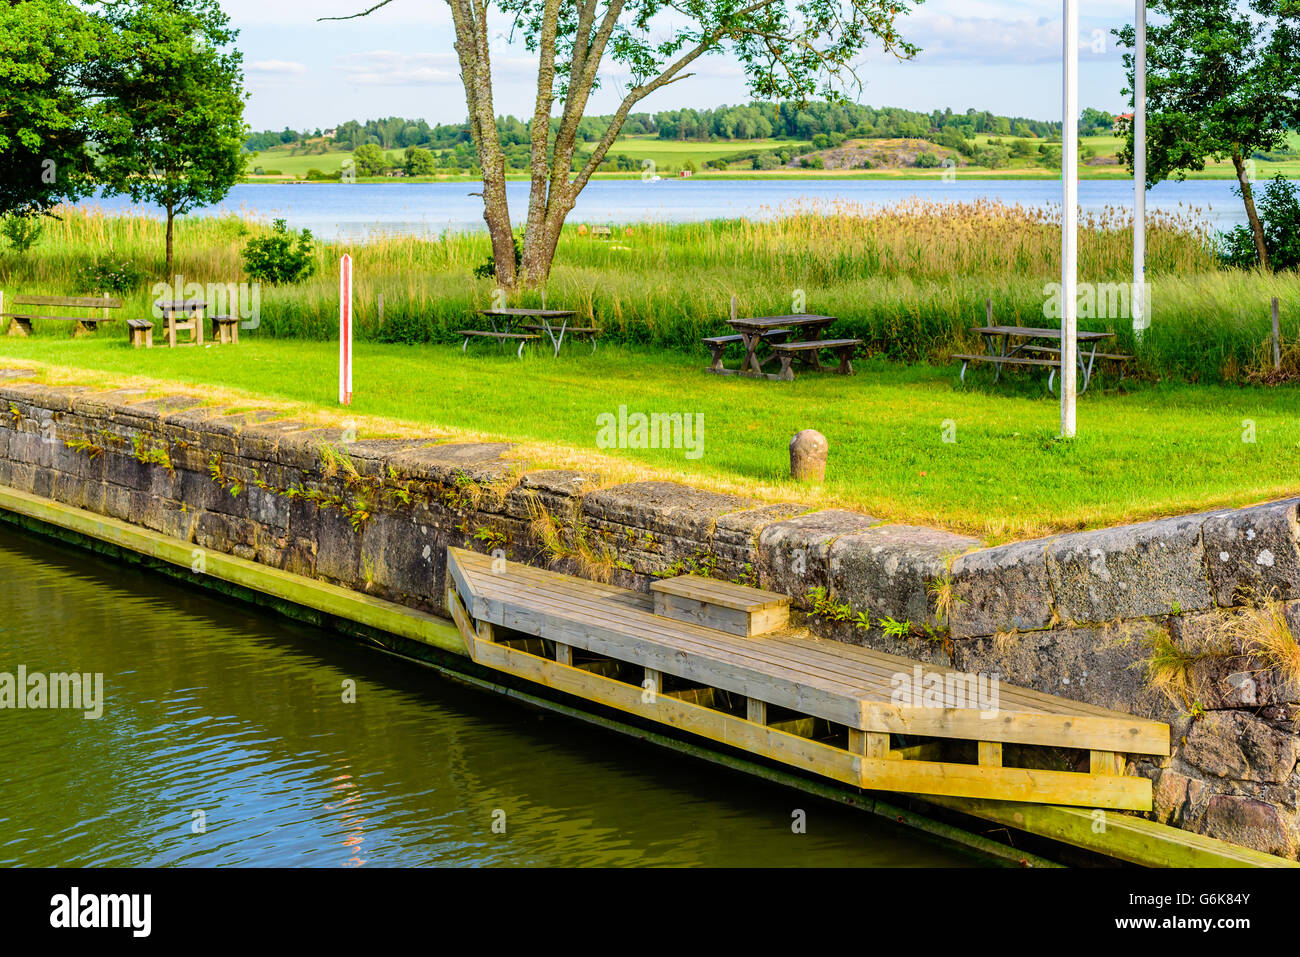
449 0 516 286
1232 150 1270 270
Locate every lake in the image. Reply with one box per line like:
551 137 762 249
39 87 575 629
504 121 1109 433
79 177 1270 241
0 524 972 867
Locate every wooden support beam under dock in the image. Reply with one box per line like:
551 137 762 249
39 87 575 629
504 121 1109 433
446 547 1168 810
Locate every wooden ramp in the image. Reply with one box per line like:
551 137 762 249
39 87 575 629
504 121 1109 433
446 548 1168 810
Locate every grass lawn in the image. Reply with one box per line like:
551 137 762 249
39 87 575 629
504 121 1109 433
1 337 1296 542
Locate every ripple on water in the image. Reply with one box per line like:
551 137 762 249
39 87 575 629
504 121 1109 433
0 526 972 867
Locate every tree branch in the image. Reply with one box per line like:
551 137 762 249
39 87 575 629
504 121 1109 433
316 0 398 22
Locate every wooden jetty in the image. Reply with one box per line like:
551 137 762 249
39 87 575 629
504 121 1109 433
446 547 1169 810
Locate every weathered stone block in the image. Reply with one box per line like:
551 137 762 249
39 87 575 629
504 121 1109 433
955 620 1169 719
829 524 979 626
1199 794 1296 859
756 509 878 598
245 485 289 531
360 511 440 599
1202 498 1300 606
387 442 518 486
503 469 597 524
1046 514 1212 624
314 508 363 584
1181 710 1300 784
950 537 1056 637
712 503 805 577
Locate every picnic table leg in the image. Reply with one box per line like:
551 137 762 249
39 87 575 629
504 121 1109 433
195 309 204 345
747 332 765 375
776 353 796 382
551 319 567 357
1080 343 1100 393
167 312 177 348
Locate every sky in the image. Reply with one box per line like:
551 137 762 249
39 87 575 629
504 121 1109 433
228 0 1144 132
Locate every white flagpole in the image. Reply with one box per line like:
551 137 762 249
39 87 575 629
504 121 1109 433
1061 0 1079 438
339 254 353 405
1134 0 1148 340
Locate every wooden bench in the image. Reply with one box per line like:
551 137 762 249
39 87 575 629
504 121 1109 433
458 329 539 359
209 315 240 344
955 349 1132 393
1 295 121 337
1018 343 1132 373
651 575 791 637
771 338 862 380
521 323 602 352
702 330 790 373
127 319 153 348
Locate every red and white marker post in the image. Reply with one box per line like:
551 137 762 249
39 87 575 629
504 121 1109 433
339 254 353 405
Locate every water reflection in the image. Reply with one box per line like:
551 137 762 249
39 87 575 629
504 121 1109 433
0 525 970 867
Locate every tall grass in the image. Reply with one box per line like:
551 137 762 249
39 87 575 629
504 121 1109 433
1 200 1294 382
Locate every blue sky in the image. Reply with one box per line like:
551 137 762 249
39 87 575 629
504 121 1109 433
228 0 1142 131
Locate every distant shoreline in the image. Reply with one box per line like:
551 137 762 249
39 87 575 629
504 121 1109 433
237 168 1280 185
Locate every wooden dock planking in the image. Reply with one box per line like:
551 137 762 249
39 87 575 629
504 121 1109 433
447 549 1168 756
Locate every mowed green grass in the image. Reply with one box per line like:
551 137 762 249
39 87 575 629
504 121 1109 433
1 336 1296 541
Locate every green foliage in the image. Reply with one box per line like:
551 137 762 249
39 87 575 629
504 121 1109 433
473 231 523 280
1219 176 1300 272
352 143 390 177
77 257 144 294
1 215 45 253
404 146 437 176
241 219 317 285
0 0 101 217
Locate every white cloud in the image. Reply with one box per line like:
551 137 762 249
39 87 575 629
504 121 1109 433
335 49 543 86
901 14 1123 65
247 60 308 77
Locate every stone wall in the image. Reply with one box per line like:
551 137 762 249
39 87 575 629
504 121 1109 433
0 372 1295 859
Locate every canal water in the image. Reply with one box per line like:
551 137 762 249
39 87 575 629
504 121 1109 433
0 525 972 867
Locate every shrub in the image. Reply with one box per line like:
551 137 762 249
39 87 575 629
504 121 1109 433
77 257 145 294
914 152 941 169
241 219 317 284
1218 176 1300 272
800 154 825 169
1 215 44 253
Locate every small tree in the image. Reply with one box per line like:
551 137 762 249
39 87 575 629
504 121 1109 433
405 146 438 176
1116 0 1300 270
352 143 391 176
90 0 248 274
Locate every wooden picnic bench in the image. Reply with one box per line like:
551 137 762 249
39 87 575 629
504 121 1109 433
154 299 205 347
458 328 539 358
1 294 121 337
954 324 1129 394
772 338 862 380
209 314 240 344
706 314 862 381
463 308 597 358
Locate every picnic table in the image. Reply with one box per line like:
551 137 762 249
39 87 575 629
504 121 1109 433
154 299 205 347
704 314 862 381
955 325 1129 394
461 308 599 358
